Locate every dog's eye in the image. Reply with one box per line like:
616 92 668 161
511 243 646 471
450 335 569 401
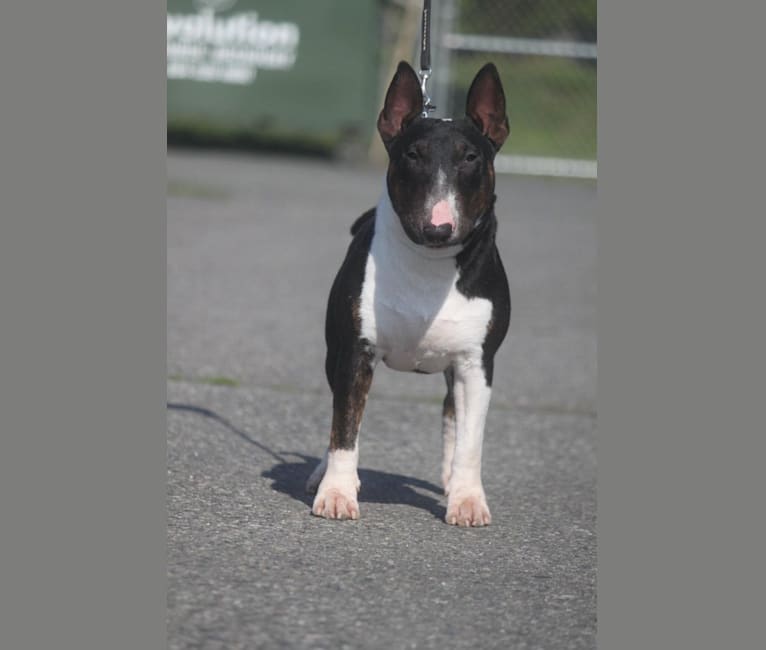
465 152 479 162
405 149 418 161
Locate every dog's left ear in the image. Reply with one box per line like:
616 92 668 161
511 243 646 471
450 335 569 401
466 63 510 151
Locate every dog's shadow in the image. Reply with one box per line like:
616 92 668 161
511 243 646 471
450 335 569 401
168 402 446 520
263 452 446 520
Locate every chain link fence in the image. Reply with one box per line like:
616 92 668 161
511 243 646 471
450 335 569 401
166 0 597 177
424 0 597 178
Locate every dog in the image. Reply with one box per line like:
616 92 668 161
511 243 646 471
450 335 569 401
306 61 511 527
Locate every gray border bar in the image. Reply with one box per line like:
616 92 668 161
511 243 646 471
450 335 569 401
599 1 766 648
1 3 166 650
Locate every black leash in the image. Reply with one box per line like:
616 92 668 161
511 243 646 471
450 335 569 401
418 0 437 117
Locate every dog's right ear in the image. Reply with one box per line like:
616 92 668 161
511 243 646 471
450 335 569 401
466 63 510 151
377 61 423 149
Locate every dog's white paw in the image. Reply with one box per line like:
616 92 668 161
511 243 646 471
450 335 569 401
306 450 362 495
445 493 491 527
312 486 360 520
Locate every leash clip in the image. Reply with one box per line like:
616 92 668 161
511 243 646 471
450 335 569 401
418 68 437 118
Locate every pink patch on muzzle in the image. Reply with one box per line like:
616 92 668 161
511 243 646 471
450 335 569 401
430 200 455 228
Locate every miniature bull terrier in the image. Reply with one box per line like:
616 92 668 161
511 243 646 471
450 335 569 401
307 61 511 526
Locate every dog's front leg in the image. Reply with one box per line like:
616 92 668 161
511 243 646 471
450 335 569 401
441 367 456 492
310 341 375 520
445 356 492 526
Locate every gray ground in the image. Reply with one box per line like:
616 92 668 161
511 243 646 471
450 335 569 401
167 149 596 649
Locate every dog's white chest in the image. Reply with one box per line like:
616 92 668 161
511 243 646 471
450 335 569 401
358 198 492 374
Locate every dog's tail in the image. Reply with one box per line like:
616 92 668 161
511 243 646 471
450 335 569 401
350 208 376 236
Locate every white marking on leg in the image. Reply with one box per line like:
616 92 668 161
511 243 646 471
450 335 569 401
446 357 492 526
311 445 361 520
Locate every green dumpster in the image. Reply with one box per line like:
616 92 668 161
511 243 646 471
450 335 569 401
167 0 382 156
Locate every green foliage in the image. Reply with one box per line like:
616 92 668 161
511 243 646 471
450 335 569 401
167 179 231 200
168 374 241 387
450 2 597 159
457 0 597 42
453 54 596 159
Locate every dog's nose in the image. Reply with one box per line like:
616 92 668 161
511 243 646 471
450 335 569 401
423 222 454 244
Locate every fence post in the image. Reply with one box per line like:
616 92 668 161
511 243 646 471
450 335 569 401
431 0 456 118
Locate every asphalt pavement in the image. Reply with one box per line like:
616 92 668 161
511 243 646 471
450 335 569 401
167 148 596 649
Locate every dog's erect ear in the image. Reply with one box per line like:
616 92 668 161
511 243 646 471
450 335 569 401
466 63 510 151
377 61 423 148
